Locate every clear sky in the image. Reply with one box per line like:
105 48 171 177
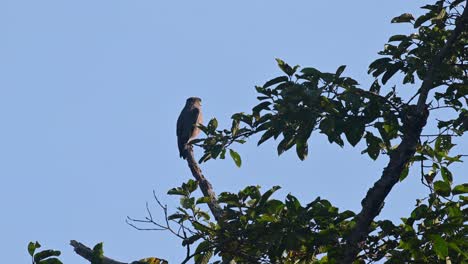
1 1 466 263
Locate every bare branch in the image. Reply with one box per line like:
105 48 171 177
185 145 223 221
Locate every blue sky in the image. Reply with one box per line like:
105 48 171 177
1 1 466 263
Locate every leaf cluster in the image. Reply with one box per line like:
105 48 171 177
364 189 467 263
28 241 62 264
167 183 357 263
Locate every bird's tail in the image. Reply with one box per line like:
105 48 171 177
178 138 191 159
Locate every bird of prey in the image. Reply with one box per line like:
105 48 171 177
177 97 203 159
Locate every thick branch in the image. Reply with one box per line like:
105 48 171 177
416 5 468 112
185 145 223 221
70 240 128 264
341 3 468 263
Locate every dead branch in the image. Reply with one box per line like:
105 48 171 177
70 240 127 264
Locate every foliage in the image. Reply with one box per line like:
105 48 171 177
198 0 467 167
28 0 467 263
152 0 467 263
28 241 63 264
27 241 169 264
157 178 467 263
365 191 467 263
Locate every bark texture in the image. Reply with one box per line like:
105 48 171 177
185 145 223 221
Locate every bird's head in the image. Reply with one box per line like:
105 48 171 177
186 97 202 107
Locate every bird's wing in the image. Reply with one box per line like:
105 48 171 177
176 109 185 138
189 107 201 136
177 107 200 139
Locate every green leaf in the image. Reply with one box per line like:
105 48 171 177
28 241 41 257
335 65 346 77
295 137 308 160
301 67 322 77
181 197 195 209
91 243 104 264
167 187 186 196
229 149 242 167
414 13 432 28
440 167 453 185
434 181 451 197
197 211 211 221
368 58 391 74
448 242 466 257
388 34 408 42
429 234 448 259
196 196 212 204
230 119 240 136
285 194 301 212
264 199 285 215
339 210 356 220
194 241 211 264
210 145 223 159
38 258 63 264
195 249 213 264
391 13 414 23
257 214 277 223
252 101 271 115
257 129 275 146
381 62 402 84
275 58 296 76
452 184 468 194
198 152 212 164
167 213 186 221
184 179 199 193
370 79 381 94
399 164 410 181
239 185 261 200
207 118 218 132
344 120 365 146
218 192 240 206
379 220 396 233
183 234 203 246
34 250 61 263
403 72 415 84
258 186 281 207
342 77 359 86
435 135 453 153
277 135 295 155
410 204 428 219
263 76 289 88
431 8 446 22
364 132 381 160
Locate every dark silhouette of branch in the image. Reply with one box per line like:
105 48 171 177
70 240 168 264
341 3 468 263
70 240 127 264
185 145 223 221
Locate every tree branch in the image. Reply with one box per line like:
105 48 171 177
341 3 468 263
70 240 128 264
185 145 223 221
70 240 168 264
